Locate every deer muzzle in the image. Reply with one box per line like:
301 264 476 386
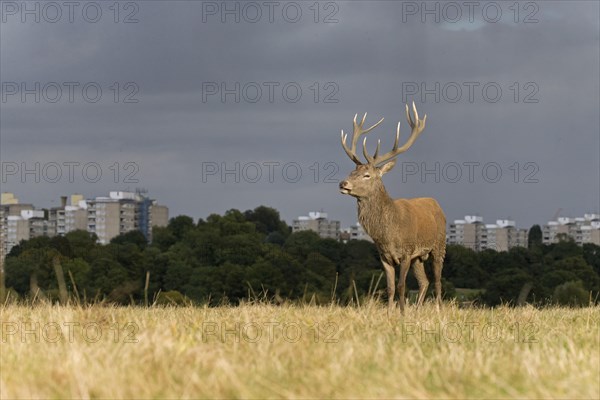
339 180 352 194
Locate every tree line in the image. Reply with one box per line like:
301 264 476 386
3 206 599 306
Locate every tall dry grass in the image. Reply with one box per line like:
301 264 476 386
1 300 598 399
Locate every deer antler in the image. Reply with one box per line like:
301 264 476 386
363 101 427 166
341 113 385 165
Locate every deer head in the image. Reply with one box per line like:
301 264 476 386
339 102 426 199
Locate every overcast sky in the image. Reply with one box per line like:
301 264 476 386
1 0 599 229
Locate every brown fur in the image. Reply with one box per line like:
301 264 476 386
340 145 446 315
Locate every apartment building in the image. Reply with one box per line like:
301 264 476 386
292 211 340 240
48 195 88 237
135 195 169 242
86 192 137 244
542 214 600 245
447 215 485 251
0 193 36 257
485 219 528 252
447 215 528 252
0 192 169 254
73 191 168 244
341 222 373 243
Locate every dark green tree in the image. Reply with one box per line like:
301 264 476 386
544 235 580 262
62 258 92 295
65 230 98 260
553 280 589 307
6 236 52 258
266 231 286 246
163 257 194 292
260 244 305 296
110 230 148 249
88 258 130 302
245 260 285 298
151 226 177 252
244 206 290 238
582 243 600 276
483 268 532 306
140 246 169 299
168 215 195 240
528 224 543 248
443 245 488 288
550 256 599 292
4 257 33 295
284 231 321 259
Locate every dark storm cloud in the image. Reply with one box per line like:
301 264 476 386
1 1 598 229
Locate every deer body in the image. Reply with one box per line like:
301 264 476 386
339 103 446 315
359 196 444 265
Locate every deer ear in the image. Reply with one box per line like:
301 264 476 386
378 159 397 176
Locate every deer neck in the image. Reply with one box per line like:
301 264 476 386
357 185 398 243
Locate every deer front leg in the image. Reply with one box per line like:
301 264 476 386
397 258 411 315
412 258 429 309
381 259 395 317
432 247 444 312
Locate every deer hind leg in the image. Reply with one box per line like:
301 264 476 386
397 258 411 315
381 259 395 317
412 258 429 309
432 244 446 311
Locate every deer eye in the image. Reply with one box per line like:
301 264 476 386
363 173 371 179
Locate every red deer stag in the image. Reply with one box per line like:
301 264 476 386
339 102 446 315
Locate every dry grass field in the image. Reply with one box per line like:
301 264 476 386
1 301 598 399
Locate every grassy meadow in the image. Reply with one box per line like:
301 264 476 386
1 301 598 399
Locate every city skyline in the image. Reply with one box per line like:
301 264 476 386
2 189 592 231
0 191 168 258
3 190 598 245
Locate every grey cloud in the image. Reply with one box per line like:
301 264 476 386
1 0 598 229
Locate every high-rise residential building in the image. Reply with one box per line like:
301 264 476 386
75 191 167 245
1 193 19 206
484 219 528 252
447 215 485 251
0 191 169 256
542 214 600 245
292 211 340 240
1 194 35 257
135 194 169 241
341 222 373 243
447 215 528 251
48 195 86 237
147 204 169 240
28 210 52 238
86 191 137 244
